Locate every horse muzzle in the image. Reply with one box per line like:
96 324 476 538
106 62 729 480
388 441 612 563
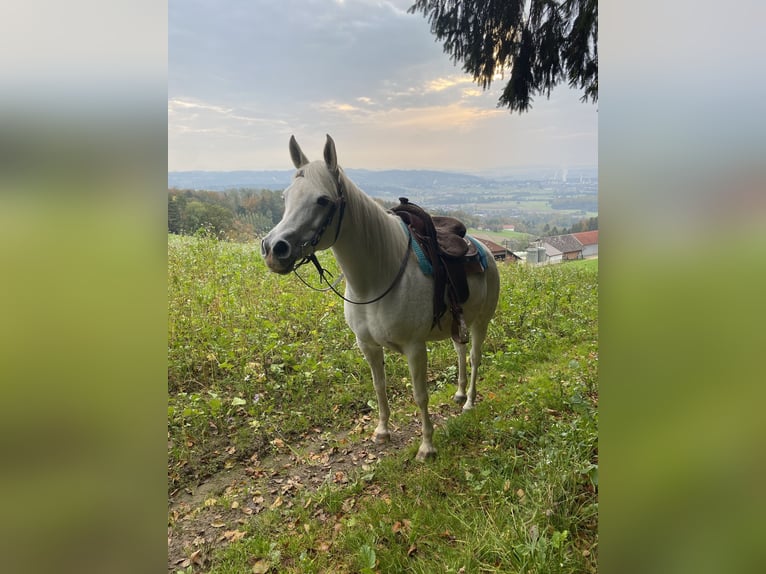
261 235 300 274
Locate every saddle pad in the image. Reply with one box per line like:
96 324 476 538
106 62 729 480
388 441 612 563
466 235 488 271
401 219 433 275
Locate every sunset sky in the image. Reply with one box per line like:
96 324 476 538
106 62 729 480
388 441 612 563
169 0 598 172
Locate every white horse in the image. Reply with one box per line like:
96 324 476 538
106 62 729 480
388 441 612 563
261 135 499 460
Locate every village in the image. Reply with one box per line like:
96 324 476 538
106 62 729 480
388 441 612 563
472 229 599 265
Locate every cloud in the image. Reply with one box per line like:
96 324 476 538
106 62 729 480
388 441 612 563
462 88 484 98
424 76 475 93
168 97 290 130
316 101 363 114
168 98 232 116
169 0 456 106
310 94 505 139
168 0 597 170
380 103 503 130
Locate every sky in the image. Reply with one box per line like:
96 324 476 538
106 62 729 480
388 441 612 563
169 0 598 173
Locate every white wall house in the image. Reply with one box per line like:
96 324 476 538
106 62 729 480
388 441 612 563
572 230 599 258
540 242 563 264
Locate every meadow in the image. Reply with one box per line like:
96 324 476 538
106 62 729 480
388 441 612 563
168 232 598 573
466 227 533 246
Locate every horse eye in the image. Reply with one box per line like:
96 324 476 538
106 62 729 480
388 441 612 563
317 196 332 207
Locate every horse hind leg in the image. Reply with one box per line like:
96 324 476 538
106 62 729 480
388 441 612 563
452 338 468 406
358 340 390 444
463 322 489 411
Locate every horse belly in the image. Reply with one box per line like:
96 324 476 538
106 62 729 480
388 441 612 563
344 295 433 351
344 261 497 349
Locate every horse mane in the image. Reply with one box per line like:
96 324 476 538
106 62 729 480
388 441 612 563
303 161 407 265
338 168 408 261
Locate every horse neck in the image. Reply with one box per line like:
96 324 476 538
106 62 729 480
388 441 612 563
331 177 408 296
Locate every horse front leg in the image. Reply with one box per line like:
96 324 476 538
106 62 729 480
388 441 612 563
357 339 390 444
404 343 436 461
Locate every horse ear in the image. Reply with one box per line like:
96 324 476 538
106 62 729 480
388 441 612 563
289 135 309 169
323 134 338 174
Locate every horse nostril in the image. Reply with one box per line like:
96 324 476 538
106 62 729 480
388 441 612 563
272 239 291 259
261 238 269 256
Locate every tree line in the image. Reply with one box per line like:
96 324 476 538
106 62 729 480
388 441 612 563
542 216 598 237
167 188 596 244
168 188 284 241
167 188 396 241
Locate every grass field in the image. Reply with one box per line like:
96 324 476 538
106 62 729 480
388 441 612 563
168 233 598 573
565 257 598 272
467 227 532 245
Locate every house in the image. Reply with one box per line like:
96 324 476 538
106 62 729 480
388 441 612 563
473 236 518 262
572 230 599 258
506 251 523 262
527 229 599 265
538 241 564 265
525 236 571 265
545 234 585 261
512 251 528 263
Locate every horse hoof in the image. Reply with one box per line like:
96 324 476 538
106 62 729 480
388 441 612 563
453 393 467 405
373 431 390 444
416 445 437 462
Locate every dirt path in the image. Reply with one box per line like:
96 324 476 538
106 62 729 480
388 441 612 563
168 406 454 572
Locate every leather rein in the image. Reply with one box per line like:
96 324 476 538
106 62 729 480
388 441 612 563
292 170 412 305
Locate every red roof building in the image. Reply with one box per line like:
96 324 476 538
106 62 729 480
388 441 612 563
572 230 599 258
572 230 598 246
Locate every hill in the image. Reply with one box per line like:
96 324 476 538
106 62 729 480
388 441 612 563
168 168 492 195
168 167 598 235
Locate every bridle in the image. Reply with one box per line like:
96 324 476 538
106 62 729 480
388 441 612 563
292 168 411 305
291 166 346 273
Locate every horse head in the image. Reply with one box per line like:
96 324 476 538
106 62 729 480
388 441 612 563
261 135 344 274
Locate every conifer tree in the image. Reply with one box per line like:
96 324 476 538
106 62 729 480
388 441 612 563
409 0 597 112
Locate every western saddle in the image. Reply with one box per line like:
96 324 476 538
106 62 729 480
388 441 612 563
391 197 486 344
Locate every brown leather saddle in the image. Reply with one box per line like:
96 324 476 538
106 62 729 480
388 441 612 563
391 197 485 343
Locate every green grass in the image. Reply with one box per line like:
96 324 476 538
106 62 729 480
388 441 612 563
467 227 532 244
168 233 598 572
334 352 597 574
565 257 598 272
168 232 390 491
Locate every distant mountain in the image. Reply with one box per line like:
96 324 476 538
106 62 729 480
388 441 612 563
168 167 597 194
167 170 293 191
167 168 495 199
169 167 598 221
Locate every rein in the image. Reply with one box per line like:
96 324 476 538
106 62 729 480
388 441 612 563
292 171 412 305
